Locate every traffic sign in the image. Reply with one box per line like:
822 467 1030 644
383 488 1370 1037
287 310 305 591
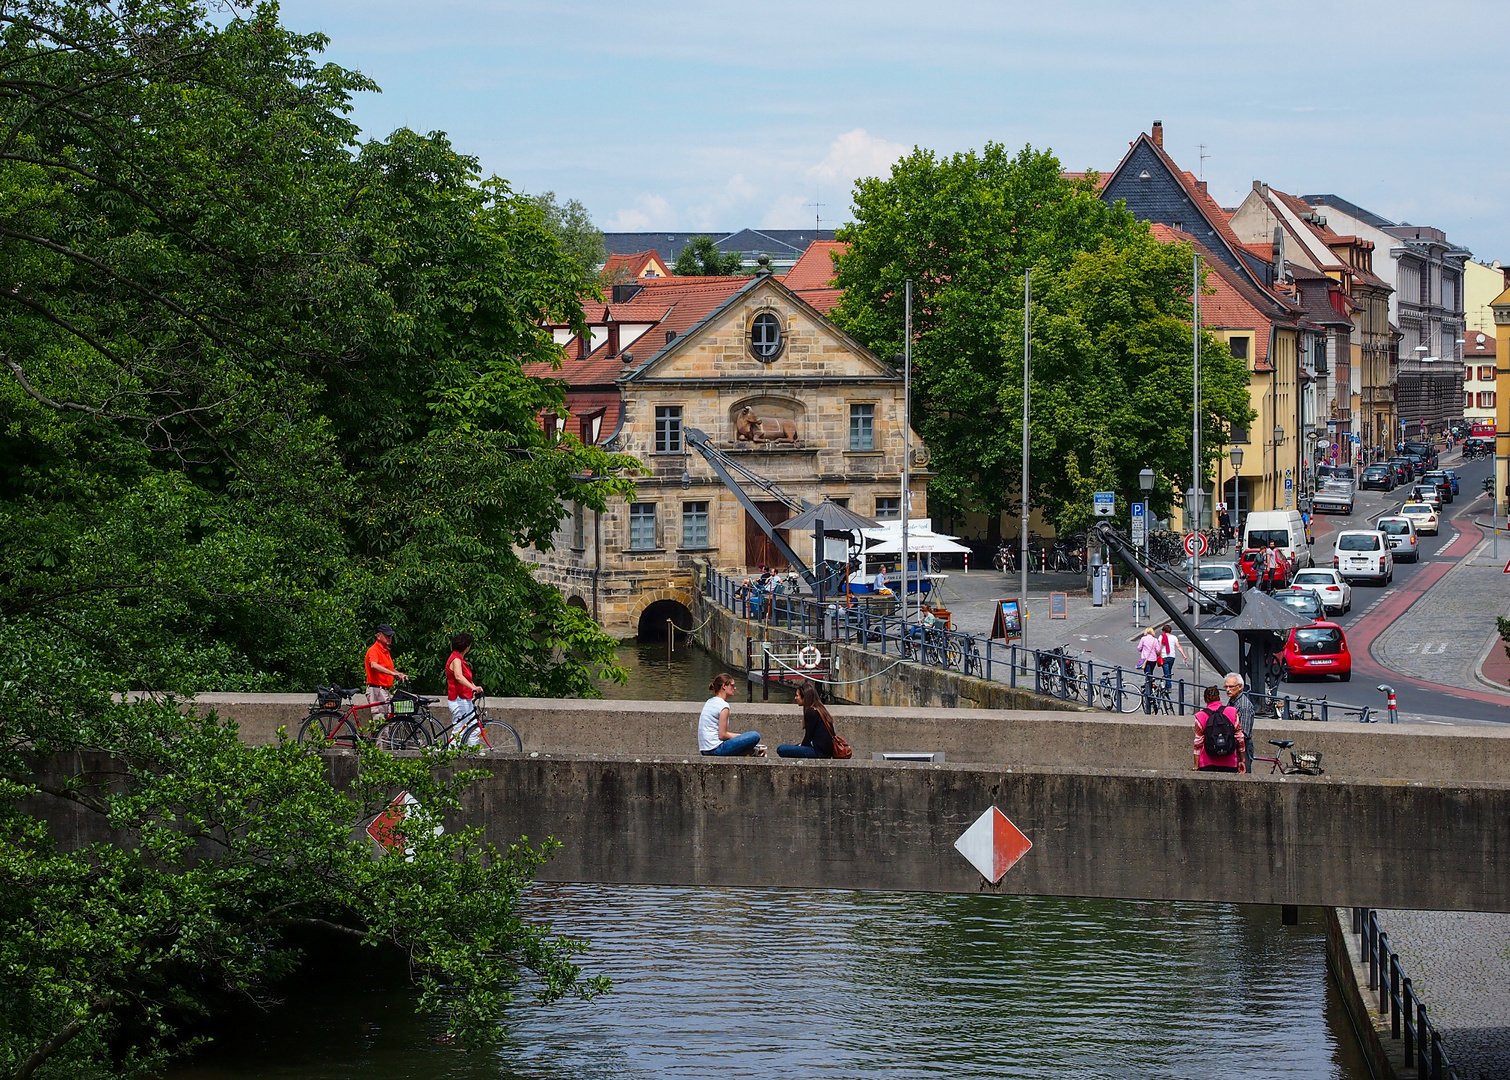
1503 557 1510 575
1131 501 1146 545
1183 531 1208 558
367 791 418 853
954 806 1032 884
1093 491 1115 517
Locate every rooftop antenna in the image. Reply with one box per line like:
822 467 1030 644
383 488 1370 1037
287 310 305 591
1198 143 1209 180
808 195 826 234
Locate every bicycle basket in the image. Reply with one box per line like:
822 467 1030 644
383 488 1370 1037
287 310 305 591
390 696 416 715
315 685 342 710
1290 749 1323 772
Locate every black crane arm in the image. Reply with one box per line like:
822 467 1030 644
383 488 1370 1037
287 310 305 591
684 427 817 586
1091 520 1230 675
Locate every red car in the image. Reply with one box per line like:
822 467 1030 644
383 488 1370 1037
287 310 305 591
1282 622 1351 682
1239 547 1294 588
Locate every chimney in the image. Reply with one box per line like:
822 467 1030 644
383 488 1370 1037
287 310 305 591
576 331 588 360
1196 180 1208 195
1151 121 1163 148
607 321 620 356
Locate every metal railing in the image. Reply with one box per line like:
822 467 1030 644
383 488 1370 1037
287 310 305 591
1353 907 1458 1079
706 568 1378 721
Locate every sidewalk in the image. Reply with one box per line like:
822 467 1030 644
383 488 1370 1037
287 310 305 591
1371 521 1510 700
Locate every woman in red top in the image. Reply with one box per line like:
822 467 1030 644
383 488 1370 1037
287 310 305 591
445 632 483 738
1193 684 1245 773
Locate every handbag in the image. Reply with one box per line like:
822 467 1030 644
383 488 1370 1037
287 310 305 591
821 713 853 760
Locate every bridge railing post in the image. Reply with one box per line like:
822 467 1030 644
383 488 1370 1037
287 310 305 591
1390 953 1401 1038
1404 977 1415 1063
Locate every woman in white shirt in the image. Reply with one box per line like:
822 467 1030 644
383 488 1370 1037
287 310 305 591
697 673 763 756
1158 623 1189 689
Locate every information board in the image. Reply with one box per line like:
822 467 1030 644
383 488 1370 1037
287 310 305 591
1093 491 1115 517
1130 502 1145 545
989 599 1023 640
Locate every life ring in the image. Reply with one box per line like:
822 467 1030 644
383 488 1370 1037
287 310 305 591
797 645 823 670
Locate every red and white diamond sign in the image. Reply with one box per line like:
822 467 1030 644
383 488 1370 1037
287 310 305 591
954 806 1032 883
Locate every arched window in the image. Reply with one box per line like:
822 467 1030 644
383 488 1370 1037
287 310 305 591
750 312 784 361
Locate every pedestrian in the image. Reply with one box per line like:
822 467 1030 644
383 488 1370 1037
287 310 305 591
445 632 483 740
698 673 764 757
364 623 408 723
1137 627 1161 713
777 682 838 759
872 566 891 595
1262 541 1280 593
1193 684 1245 773
1224 672 1256 775
1157 623 1188 690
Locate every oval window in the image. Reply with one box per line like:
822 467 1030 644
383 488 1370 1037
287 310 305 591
750 312 784 361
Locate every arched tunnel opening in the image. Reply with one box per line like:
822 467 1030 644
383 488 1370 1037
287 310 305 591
637 599 692 642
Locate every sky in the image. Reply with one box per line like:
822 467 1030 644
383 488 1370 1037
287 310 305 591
276 0 1510 260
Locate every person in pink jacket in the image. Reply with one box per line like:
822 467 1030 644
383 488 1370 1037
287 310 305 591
1137 628 1162 714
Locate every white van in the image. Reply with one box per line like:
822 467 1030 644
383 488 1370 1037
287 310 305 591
1332 529 1394 585
1242 510 1313 569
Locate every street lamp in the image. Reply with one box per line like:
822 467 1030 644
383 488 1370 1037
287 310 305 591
1272 425 1284 446
1139 467 1155 492
1229 446 1244 469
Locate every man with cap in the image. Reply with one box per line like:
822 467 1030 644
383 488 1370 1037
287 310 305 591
364 624 409 723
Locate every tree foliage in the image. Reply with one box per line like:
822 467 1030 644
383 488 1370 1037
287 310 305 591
0 0 636 696
529 190 607 275
831 143 1253 533
0 633 607 1080
672 234 743 276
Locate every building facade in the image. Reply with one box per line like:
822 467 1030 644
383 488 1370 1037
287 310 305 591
523 269 926 638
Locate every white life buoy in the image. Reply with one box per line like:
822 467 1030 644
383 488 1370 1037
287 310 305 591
797 645 823 670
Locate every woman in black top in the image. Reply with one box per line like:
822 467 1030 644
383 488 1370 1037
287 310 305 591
777 682 835 759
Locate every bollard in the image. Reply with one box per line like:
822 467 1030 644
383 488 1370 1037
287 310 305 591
964 551 969 575
666 618 674 663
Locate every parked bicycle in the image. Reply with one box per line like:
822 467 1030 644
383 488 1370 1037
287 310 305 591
1037 646 1082 700
1251 738 1324 775
299 685 435 750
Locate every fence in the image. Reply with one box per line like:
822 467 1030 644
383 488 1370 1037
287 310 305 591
1353 907 1458 1079
706 568 1378 721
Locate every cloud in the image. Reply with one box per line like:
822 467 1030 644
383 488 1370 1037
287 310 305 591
808 128 908 187
762 193 812 230
605 194 673 231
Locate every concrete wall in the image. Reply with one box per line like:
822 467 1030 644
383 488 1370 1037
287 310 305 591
196 695 1510 784
451 754 1510 912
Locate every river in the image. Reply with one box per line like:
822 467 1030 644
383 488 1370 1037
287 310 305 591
172 641 1370 1079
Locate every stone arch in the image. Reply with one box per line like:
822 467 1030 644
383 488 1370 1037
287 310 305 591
566 594 589 612
630 588 695 641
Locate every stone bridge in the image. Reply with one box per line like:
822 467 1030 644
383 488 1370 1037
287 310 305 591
163 696 1510 913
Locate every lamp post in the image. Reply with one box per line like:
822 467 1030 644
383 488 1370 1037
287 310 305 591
1136 467 1154 628
1228 446 1243 538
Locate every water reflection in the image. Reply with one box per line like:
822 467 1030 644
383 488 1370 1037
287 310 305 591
174 887 1368 1080
596 639 735 702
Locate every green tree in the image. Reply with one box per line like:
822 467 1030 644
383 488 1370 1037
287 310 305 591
0 636 607 1080
673 234 743 276
0 0 636 696
530 190 607 274
831 143 1251 534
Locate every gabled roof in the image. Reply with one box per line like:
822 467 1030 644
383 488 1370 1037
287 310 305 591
1286 266 1356 328
1299 195 1396 230
600 250 670 280
783 240 847 290
601 229 837 263
1466 330 1497 359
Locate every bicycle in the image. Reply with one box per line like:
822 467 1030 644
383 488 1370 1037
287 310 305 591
299 685 435 750
1096 669 1143 712
1251 738 1324 775
424 694 522 753
1139 671 1174 714
1037 647 1082 700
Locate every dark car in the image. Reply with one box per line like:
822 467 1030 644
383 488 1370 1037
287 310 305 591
1273 587 1326 623
1360 464 1394 491
1422 470 1454 504
1403 454 1427 479
1386 459 1413 485
1403 440 1436 468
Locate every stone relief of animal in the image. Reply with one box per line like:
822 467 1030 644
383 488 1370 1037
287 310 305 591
735 406 800 445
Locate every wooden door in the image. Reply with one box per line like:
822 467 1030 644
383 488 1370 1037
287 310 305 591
745 501 790 570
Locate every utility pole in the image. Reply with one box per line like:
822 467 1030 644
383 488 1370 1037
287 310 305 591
902 280 912 630
1021 270 1031 651
1191 253 1202 688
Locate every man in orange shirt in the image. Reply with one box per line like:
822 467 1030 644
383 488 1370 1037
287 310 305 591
364 624 409 721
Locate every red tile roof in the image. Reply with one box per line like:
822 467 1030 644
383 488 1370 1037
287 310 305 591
782 240 847 291
1467 330 1497 359
794 286 842 315
601 250 670 280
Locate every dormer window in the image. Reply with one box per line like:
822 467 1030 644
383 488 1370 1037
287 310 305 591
750 312 784 362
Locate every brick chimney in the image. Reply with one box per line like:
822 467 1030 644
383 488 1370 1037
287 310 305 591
1151 121 1163 148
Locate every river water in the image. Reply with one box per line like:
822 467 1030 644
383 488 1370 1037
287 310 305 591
173 641 1370 1079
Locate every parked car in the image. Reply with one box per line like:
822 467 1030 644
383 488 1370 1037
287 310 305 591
1241 509 1313 569
1290 567 1353 614
1359 464 1395 491
1422 470 1454 505
1398 502 1440 536
1273 587 1326 622
1442 469 1461 496
1375 515 1420 562
1403 440 1437 469
1332 530 1394 585
1282 622 1352 681
1185 562 1244 614
1406 485 1442 511
1386 459 1413 485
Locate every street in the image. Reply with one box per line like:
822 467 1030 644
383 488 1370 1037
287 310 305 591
929 448 1510 725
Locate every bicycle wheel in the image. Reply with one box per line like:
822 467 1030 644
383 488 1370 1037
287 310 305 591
944 636 966 671
375 718 431 751
963 642 984 679
299 710 357 748
459 719 522 753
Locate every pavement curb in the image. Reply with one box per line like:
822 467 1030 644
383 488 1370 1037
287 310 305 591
1472 630 1510 697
